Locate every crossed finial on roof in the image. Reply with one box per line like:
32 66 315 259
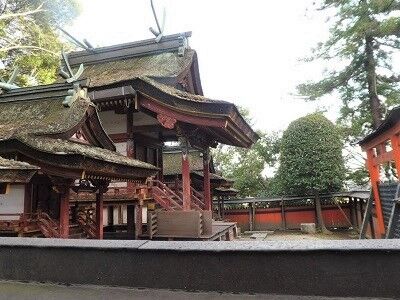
149 0 166 43
0 66 20 91
59 49 84 83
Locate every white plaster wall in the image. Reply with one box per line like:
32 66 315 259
0 185 25 220
98 111 126 135
115 142 127 156
113 206 118 225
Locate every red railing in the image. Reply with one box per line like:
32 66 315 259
76 207 97 238
35 212 61 238
0 212 60 238
151 180 183 211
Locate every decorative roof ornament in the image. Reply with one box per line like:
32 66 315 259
149 0 166 43
59 49 84 83
63 82 87 108
57 27 95 52
0 67 20 91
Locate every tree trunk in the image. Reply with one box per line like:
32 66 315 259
315 192 331 234
365 36 383 129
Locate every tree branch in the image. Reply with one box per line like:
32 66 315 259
0 45 58 56
0 3 44 21
377 74 400 83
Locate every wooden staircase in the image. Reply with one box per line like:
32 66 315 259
151 180 205 211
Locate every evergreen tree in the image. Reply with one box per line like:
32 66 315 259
0 0 80 85
212 108 280 197
277 113 345 233
298 0 400 140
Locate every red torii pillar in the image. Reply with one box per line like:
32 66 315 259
361 122 400 238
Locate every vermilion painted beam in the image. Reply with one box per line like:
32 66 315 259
361 122 400 150
140 97 227 128
182 151 191 211
203 150 211 211
366 149 385 238
390 134 400 176
372 150 393 166
96 192 104 239
59 188 70 239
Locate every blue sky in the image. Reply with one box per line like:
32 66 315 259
67 0 338 132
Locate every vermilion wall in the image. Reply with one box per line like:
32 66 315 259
224 205 352 232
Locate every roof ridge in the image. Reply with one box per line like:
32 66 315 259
66 32 192 67
0 80 89 104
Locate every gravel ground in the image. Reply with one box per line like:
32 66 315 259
239 230 359 241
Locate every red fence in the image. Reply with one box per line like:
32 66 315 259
225 205 352 231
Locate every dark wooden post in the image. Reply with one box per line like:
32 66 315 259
93 181 108 240
135 200 143 239
107 206 114 226
249 201 256 231
281 198 286 230
203 148 211 211
126 101 135 194
24 183 32 214
96 192 104 239
349 197 357 229
217 196 221 219
221 197 225 219
181 138 191 211
127 205 135 237
118 205 123 225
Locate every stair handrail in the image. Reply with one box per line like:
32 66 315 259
76 207 97 238
35 212 61 238
190 187 205 208
151 180 184 209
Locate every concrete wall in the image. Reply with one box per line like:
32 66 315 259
0 238 399 298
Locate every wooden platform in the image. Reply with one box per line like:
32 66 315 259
139 221 238 241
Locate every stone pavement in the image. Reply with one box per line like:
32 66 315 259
0 281 393 300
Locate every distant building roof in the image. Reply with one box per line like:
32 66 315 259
0 156 38 183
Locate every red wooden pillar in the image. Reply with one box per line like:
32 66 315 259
366 148 385 238
59 187 70 239
134 201 143 239
96 191 104 239
203 149 211 211
181 139 191 211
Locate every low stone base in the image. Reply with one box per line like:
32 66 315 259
300 223 316 234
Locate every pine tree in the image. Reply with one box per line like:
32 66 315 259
298 0 400 140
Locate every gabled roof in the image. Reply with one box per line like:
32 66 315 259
0 82 158 180
63 32 258 148
0 82 91 140
64 32 199 90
